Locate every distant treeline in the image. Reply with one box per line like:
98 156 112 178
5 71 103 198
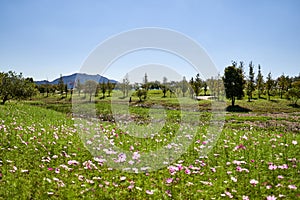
0 62 300 105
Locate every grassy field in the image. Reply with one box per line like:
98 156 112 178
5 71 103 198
0 91 299 199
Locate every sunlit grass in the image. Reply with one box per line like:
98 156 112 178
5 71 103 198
0 101 299 199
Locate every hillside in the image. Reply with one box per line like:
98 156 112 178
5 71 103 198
35 73 118 88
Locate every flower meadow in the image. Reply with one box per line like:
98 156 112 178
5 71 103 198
0 103 299 199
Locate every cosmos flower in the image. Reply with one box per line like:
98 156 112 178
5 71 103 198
288 185 297 190
166 178 173 184
250 179 258 186
146 190 154 195
268 164 277 170
242 195 249 200
266 195 276 200
165 190 172 197
132 152 140 160
277 175 284 179
231 176 237 182
185 169 191 175
67 160 79 166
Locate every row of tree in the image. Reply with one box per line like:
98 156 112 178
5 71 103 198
0 71 37 104
223 61 300 106
1 65 299 105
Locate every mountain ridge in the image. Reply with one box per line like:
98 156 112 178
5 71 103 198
35 73 118 88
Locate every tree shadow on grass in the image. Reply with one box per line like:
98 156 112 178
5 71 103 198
258 97 267 100
226 105 252 112
288 104 300 108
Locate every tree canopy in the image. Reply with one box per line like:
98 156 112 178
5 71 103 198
223 63 245 106
0 71 36 104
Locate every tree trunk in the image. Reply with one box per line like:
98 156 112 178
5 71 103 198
1 95 8 105
231 96 235 106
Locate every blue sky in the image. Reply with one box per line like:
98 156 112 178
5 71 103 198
0 0 299 81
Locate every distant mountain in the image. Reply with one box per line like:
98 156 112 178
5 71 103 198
35 73 118 89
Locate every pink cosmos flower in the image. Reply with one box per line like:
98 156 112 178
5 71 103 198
165 190 172 197
234 144 246 151
168 166 177 174
292 140 297 145
48 167 54 171
166 178 173 184
211 167 216 173
288 185 297 190
277 175 284 179
268 164 277 170
281 164 288 169
128 184 134 189
242 195 249 200
242 135 248 140
177 164 183 171
83 160 98 170
225 191 233 198
185 169 191 174
231 176 237 182
132 152 140 160
266 195 276 200
236 166 242 172
250 179 258 186
67 160 79 165
146 190 154 195
78 175 84 181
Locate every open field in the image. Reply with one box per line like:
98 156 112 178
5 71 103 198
0 91 299 199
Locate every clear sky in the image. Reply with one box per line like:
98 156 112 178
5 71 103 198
0 0 299 82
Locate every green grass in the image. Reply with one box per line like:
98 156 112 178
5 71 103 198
1 92 299 199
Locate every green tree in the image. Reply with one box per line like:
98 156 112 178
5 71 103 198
162 76 168 98
223 63 246 106
107 80 113 97
246 61 255 101
120 74 130 98
256 65 264 99
101 81 106 98
76 79 82 96
84 80 98 102
58 74 64 96
287 81 300 106
46 81 50 97
266 72 274 101
180 76 188 97
277 74 288 99
0 71 36 104
136 88 147 102
143 73 148 91
64 84 68 98
194 73 202 96
203 82 208 96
